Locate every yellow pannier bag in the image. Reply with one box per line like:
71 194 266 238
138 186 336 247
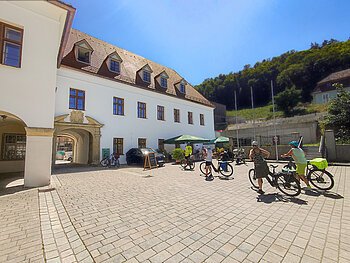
309 158 328 170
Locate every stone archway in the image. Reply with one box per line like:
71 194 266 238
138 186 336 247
54 111 103 165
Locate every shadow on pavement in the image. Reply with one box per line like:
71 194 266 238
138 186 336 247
257 193 308 205
52 163 127 174
304 188 344 199
0 172 32 196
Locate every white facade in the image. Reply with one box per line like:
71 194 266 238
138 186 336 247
0 1 72 186
312 87 350 104
56 67 215 164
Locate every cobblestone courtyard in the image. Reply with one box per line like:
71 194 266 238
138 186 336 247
0 163 349 262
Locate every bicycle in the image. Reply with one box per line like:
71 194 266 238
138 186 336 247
180 155 195 170
199 159 234 178
283 158 334 191
100 153 120 168
249 164 301 197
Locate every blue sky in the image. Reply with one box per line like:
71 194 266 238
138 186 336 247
67 0 350 85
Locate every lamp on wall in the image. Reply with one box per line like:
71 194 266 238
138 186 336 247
0 115 7 121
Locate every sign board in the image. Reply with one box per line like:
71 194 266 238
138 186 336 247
144 152 158 170
102 148 110 159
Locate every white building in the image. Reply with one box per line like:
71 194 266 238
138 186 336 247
312 68 350 104
0 1 214 186
0 0 74 187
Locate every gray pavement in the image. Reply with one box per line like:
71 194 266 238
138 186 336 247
0 162 349 262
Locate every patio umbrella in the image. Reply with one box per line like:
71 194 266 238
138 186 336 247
163 135 182 144
174 134 210 143
213 136 230 144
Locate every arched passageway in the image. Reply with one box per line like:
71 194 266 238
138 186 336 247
54 113 103 166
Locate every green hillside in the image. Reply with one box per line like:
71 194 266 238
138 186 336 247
195 39 350 111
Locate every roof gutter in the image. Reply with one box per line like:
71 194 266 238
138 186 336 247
47 0 76 68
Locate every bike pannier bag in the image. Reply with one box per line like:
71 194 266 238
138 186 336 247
309 158 328 170
220 162 228 172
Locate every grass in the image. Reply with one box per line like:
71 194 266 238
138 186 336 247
226 103 328 120
226 105 283 120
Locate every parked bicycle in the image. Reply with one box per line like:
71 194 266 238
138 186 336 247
233 148 246 165
100 153 120 168
180 155 195 170
249 164 301 196
200 159 234 177
283 157 334 191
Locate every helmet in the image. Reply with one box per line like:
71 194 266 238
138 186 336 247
289 141 299 147
252 141 258 146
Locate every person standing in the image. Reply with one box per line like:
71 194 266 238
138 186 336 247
249 141 270 194
204 146 213 179
281 141 311 188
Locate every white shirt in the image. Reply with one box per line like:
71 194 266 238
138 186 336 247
205 148 212 161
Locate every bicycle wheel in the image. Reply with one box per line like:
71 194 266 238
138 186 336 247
219 163 233 177
308 169 334 190
276 174 301 197
100 158 110 167
189 161 195 170
180 159 187 168
248 169 259 189
200 162 209 175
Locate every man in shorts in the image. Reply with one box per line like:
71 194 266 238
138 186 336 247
204 146 213 179
281 141 311 188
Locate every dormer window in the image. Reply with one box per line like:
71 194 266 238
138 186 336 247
74 40 93 65
161 77 167 88
143 70 151 83
77 48 90 63
159 71 169 88
180 83 186 93
140 64 153 83
108 52 122 74
110 60 120 73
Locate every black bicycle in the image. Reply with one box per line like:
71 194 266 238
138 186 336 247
200 160 234 177
100 154 120 168
180 156 195 170
283 158 334 191
249 164 301 197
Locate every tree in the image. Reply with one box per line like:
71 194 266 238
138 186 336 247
325 83 350 143
275 86 302 116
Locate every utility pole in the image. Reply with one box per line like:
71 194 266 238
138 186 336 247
271 80 278 161
234 90 240 149
250 86 256 141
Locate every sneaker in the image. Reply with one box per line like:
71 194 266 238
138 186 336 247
257 189 265 195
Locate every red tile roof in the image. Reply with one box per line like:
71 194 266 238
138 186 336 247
61 29 213 107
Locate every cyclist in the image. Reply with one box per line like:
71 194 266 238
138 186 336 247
184 143 193 165
281 141 311 188
249 141 270 194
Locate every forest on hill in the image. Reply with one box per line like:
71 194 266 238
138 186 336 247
195 39 350 110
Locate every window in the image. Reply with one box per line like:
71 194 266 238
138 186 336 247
110 59 120 73
113 97 124 115
158 139 165 152
143 70 151 83
179 83 186 94
2 134 26 160
138 138 146 148
188 112 193 124
200 114 205 126
174 109 180 123
322 93 329 103
157 105 165 121
77 47 91 64
160 77 167 88
69 88 85 110
138 102 146 118
113 138 123 155
0 23 23 67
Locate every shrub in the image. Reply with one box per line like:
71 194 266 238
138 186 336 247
172 148 184 160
